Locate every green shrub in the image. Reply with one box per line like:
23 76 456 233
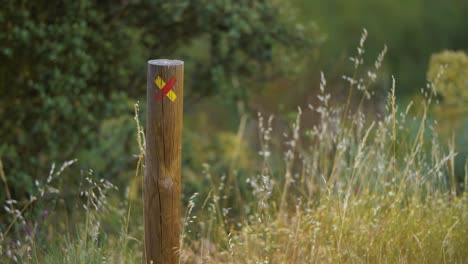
0 0 311 202
427 50 468 182
427 50 468 106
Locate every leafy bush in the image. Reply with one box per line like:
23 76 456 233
427 50 468 106
427 50 468 182
0 0 137 200
0 0 311 202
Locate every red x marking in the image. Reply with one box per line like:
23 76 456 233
155 77 177 102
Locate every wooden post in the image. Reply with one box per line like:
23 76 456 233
145 59 184 264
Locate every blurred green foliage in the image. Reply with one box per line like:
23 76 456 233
428 51 468 106
294 0 468 95
0 0 135 198
0 0 310 201
427 50 468 180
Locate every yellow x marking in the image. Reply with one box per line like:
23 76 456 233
154 76 177 102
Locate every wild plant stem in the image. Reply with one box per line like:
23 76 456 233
1 200 36 243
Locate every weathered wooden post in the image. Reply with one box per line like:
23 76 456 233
145 59 184 264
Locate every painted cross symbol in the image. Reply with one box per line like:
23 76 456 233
155 76 177 102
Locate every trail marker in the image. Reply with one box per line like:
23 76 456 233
145 59 184 264
155 76 177 102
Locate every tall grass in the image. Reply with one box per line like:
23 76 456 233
0 30 466 263
178 29 467 263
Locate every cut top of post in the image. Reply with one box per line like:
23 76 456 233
148 59 184 66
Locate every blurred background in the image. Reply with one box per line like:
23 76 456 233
1 0 467 214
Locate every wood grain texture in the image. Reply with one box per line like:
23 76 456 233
145 59 184 264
